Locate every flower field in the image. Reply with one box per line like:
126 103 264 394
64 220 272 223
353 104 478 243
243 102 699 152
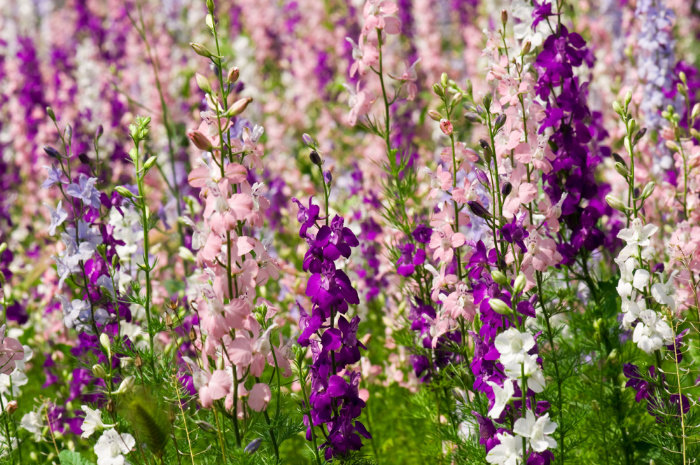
1 0 700 464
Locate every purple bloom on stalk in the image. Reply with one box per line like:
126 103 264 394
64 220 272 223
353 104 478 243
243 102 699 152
531 1 554 30
396 243 426 276
66 174 102 209
500 215 529 252
412 224 433 243
294 198 370 458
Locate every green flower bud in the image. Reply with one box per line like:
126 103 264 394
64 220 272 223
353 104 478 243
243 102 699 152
489 298 512 315
492 270 508 286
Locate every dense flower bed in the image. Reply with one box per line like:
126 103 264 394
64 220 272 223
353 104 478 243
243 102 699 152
1 0 700 464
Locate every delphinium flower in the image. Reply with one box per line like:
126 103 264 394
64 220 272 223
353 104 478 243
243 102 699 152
532 1 614 270
182 6 289 457
608 95 694 458
424 12 567 462
41 109 132 431
293 143 371 461
635 0 678 132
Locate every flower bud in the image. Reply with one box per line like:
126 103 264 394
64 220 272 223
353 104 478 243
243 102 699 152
115 186 134 199
474 169 490 188
5 400 17 415
206 0 214 11
187 130 214 151
245 438 263 454
227 66 240 83
309 150 322 166
611 152 626 167
489 298 512 315
665 140 679 151
494 113 506 130
428 110 443 121
114 376 135 395
501 9 508 24
612 101 623 115
468 200 490 218
614 162 629 178
491 270 508 286
100 333 111 359
607 349 618 364
46 106 56 121
513 273 526 294
521 41 531 55
323 170 332 185
633 127 647 145
692 103 700 121
605 194 628 212
195 73 212 94
432 83 444 97
439 118 453 136
143 157 157 172
501 182 512 196
302 133 317 148
44 146 60 159
190 42 213 58
92 364 108 379
641 181 655 200
95 125 104 142
196 420 217 433
440 72 448 88
205 13 215 30
226 97 253 117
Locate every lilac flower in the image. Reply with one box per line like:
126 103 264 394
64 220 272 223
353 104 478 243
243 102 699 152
66 174 102 209
396 243 426 277
412 224 433 244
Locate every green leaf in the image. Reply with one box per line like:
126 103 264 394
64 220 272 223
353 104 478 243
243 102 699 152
58 450 95 465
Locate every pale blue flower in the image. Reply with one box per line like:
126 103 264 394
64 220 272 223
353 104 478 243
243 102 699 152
44 201 68 236
66 174 101 209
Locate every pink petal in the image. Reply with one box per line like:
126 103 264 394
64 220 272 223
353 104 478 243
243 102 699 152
248 383 271 411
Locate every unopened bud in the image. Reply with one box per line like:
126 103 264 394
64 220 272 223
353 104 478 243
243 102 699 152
196 420 217 433
100 333 111 359
245 438 263 454
692 103 700 120
44 146 61 159
612 152 626 167
612 101 623 115
309 151 322 166
227 66 240 83
605 194 628 212
489 298 512 315
624 90 632 107
440 73 448 88
206 0 214 11
302 133 317 148
143 157 157 172
195 73 212 94
521 41 531 55
614 162 629 178
92 364 108 379
226 97 253 117
428 110 442 121
494 113 506 130
5 400 17 415
190 43 213 58
468 200 491 218
633 127 647 145
187 130 214 151
513 273 526 294
501 182 512 196
46 107 56 121
433 83 444 97
115 186 134 199
114 376 135 395
501 9 508 24
641 181 655 199
491 270 508 286
134 353 143 368
665 140 679 151
106 398 116 414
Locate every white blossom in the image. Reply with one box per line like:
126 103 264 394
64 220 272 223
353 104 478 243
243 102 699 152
513 410 557 452
486 378 514 419
633 310 673 354
94 428 135 465
486 432 523 465
494 328 535 366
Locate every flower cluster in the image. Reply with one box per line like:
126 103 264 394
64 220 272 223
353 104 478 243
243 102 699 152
294 193 371 458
